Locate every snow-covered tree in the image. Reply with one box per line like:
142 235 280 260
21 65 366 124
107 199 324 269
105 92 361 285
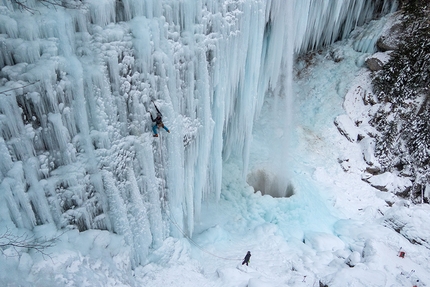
371 0 430 202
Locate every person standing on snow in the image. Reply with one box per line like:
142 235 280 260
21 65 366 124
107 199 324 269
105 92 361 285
150 102 170 137
242 251 251 266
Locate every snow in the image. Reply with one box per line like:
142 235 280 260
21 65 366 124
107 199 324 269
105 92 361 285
1 0 430 287
366 172 413 193
334 114 360 142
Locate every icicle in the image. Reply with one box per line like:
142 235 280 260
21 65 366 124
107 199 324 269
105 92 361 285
135 138 164 248
38 17 59 39
0 138 13 180
1 179 26 228
86 0 116 27
13 40 40 64
24 157 54 225
121 0 145 21
0 15 18 38
1 160 38 229
102 170 133 259
16 15 39 41
125 167 152 265
47 113 73 165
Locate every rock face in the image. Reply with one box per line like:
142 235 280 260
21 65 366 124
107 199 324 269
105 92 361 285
365 57 384 71
377 23 403 51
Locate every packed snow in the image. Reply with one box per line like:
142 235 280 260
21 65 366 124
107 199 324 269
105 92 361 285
2 0 430 287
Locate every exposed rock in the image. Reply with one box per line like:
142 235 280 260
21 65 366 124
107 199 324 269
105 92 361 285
363 90 378 105
338 158 351 172
365 166 381 175
330 47 344 62
365 57 384 71
377 23 403 52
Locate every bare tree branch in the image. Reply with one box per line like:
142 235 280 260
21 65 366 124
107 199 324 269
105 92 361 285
0 227 62 259
8 0 83 13
0 82 39 95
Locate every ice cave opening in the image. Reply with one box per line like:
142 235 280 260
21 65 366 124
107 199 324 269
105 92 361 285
246 168 294 198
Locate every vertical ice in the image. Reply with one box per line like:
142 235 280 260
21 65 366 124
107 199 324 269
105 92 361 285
0 0 397 267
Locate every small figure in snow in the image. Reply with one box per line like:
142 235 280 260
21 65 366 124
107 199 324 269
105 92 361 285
150 102 170 137
242 251 251 266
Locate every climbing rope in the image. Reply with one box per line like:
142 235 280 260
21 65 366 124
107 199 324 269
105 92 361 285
159 132 164 167
0 82 38 95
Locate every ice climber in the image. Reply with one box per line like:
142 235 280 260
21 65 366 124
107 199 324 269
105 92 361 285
242 251 251 266
150 103 170 137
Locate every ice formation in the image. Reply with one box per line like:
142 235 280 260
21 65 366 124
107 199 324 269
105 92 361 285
0 0 397 267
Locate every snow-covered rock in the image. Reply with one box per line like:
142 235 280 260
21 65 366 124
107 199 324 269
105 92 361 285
364 172 412 193
365 57 384 71
334 114 360 142
383 203 430 249
345 251 361 267
359 137 378 166
304 232 345 252
377 23 403 51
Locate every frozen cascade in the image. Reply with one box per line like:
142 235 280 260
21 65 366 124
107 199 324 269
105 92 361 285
0 0 397 267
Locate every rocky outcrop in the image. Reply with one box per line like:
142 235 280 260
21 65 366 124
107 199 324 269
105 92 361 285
362 171 412 193
383 202 430 249
365 57 384 71
376 23 403 52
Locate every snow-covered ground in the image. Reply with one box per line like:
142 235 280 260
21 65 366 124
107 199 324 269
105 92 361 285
2 22 430 287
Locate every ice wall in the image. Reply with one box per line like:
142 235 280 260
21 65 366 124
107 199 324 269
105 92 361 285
0 0 397 267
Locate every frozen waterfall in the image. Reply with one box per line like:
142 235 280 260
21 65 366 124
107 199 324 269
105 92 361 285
0 0 397 267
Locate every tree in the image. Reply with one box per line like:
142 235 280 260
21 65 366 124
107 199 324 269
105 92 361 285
371 1 430 202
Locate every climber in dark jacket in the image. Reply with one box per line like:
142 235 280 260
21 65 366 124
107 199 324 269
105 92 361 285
242 251 251 266
150 103 170 137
